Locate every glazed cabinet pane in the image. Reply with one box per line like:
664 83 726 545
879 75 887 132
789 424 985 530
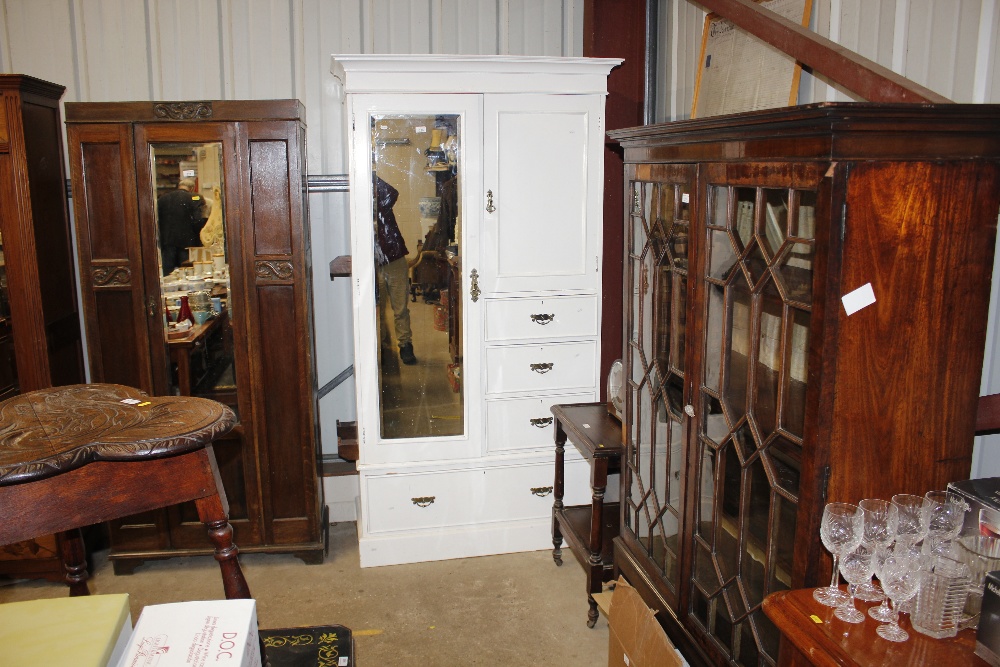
623 166 693 606
691 171 819 666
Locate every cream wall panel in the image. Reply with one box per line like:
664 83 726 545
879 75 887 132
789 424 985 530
901 0 981 102
221 0 302 99
439 0 501 54
149 0 225 100
0 0 78 94
69 0 152 101
371 0 433 54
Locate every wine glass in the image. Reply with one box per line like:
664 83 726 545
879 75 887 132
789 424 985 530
892 494 929 550
870 542 900 622
856 498 898 602
922 490 967 555
877 552 922 642
814 502 863 607
836 543 874 623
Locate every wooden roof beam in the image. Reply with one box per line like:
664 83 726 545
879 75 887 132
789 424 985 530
692 0 952 104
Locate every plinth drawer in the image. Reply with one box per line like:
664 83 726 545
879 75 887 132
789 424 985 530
363 460 592 534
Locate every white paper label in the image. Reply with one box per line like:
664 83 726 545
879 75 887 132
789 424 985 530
842 283 876 316
415 126 427 133
682 193 690 203
339 658 349 666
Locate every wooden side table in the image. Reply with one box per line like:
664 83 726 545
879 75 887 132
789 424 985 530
0 383 247 599
551 402 623 628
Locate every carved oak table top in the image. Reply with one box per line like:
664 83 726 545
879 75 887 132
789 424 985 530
0 383 237 486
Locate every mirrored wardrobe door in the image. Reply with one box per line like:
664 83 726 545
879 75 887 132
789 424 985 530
133 123 242 414
350 94 482 459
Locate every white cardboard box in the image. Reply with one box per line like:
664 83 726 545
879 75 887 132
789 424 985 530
117 599 260 667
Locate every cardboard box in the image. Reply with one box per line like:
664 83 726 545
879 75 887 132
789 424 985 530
117 599 260 667
0 593 132 667
607 578 684 667
977 571 1000 665
948 478 1000 537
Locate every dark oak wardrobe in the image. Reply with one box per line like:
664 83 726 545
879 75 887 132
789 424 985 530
65 100 325 571
0 75 85 584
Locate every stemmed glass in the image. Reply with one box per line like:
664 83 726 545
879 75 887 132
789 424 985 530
922 490 967 555
877 552 922 642
892 494 929 550
870 543 900 622
836 544 874 623
856 498 898 602
814 502 864 607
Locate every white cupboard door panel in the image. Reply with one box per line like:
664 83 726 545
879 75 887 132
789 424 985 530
365 469 483 533
486 393 594 454
485 341 597 394
483 94 604 294
484 296 598 342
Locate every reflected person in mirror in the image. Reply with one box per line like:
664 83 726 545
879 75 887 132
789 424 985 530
374 175 417 365
158 177 207 275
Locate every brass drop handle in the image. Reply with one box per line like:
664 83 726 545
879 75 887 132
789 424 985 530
470 269 481 303
148 296 157 318
530 313 554 325
530 417 553 428
486 189 496 213
531 486 553 497
530 362 554 374
411 496 435 508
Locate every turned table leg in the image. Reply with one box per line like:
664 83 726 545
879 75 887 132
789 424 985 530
587 457 609 628
552 417 566 566
194 493 251 600
60 528 90 596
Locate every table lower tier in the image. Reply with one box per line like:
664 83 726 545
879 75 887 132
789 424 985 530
553 502 620 588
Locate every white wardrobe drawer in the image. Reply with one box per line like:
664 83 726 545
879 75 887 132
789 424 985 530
485 459 592 521
485 296 598 342
365 469 484 534
486 393 594 454
485 341 597 395
364 461 593 533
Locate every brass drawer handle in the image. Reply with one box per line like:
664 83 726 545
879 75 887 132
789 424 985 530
411 496 435 508
530 362 554 374
531 486 553 497
530 313 554 325
530 417 553 428
486 189 496 213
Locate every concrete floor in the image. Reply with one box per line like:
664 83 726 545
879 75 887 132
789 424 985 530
0 522 609 666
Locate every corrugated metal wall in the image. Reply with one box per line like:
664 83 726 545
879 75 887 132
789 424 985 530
0 0 583 456
2 0 998 474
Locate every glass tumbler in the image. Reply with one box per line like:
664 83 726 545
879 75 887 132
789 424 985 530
957 534 1000 621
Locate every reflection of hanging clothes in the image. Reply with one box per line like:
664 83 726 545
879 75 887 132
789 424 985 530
437 175 457 243
422 175 456 253
374 176 409 265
